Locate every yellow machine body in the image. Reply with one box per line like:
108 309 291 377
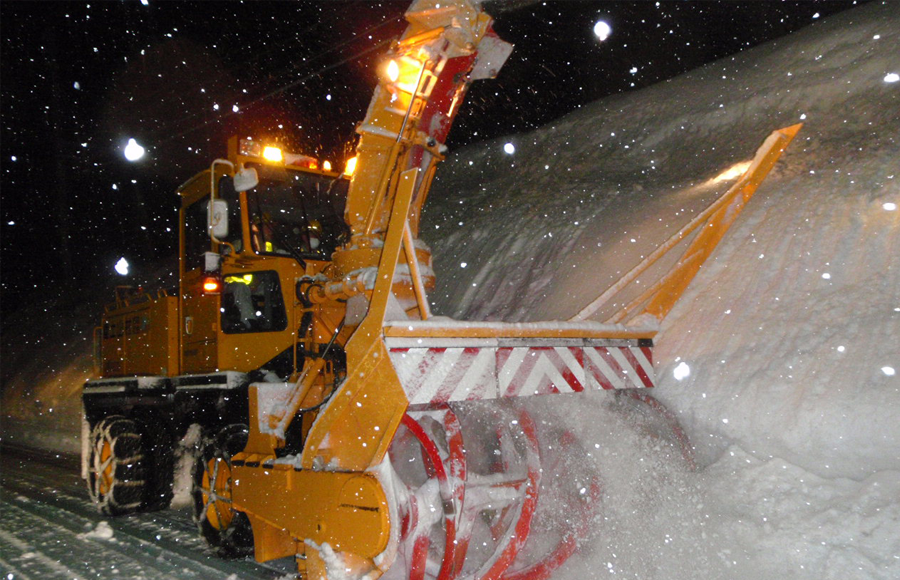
86 1 800 578
96 288 179 377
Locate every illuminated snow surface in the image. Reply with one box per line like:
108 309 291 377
2 3 898 579
425 3 899 577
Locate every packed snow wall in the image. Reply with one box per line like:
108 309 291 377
419 6 899 576
422 0 899 479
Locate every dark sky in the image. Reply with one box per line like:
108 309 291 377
0 0 866 314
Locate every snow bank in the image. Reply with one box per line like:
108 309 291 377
425 0 899 478
423 2 899 578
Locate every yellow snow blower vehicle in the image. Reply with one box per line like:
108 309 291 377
82 1 800 579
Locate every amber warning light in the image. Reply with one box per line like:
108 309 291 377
263 146 283 162
384 56 424 94
239 138 284 164
202 276 222 295
344 156 358 176
387 59 400 83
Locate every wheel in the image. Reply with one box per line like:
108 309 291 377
86 415 147 516
192 424 254 558
385 402 600 580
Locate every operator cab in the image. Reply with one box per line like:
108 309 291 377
177 137 354 375
216 138 352 263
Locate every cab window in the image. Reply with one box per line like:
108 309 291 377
245 165 349 260
221 271 287 334
183 198 210 272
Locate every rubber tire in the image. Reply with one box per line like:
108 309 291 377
191 424 254 559
87 416 147 516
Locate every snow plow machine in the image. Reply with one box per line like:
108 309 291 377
81 1 800 579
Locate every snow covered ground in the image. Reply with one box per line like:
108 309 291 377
2 2 898 579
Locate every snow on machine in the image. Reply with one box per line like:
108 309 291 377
81 1 800 578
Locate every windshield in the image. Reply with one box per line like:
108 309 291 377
245 164 349 260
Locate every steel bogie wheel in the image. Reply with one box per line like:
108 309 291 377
192 424 254 558
86 415 147 516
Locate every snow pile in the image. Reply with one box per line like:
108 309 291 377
422 2 899 578
77 521 115 541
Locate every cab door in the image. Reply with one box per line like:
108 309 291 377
181 267 218 374
180 189 218 374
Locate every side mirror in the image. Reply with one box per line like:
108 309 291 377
233 167 259 192
208 199 229 239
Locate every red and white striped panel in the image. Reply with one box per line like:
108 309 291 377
584 345 655 391
388 345 654 406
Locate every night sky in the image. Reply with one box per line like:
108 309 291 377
0 0 866 315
